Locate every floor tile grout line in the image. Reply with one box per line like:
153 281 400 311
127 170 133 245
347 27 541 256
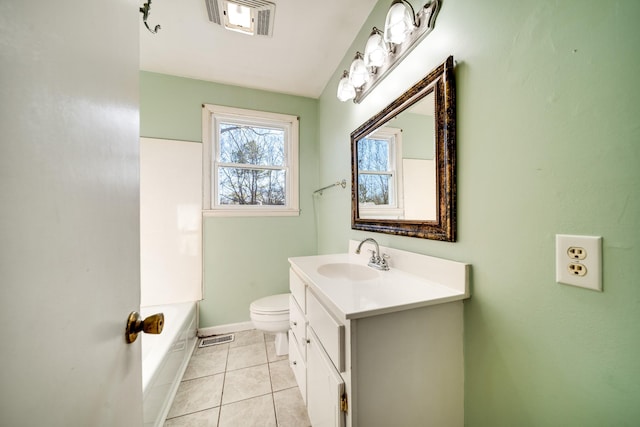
215 339 230 427
164 406 217 423
263 334 281 426
219 390 275 407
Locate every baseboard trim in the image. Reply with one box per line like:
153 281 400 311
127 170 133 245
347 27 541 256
197 321 254 337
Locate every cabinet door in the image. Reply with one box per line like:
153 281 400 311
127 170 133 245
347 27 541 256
306 326 345 427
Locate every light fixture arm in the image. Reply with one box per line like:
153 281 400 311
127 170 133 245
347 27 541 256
140 0 161 34
370 26 384 37
395 0 419 27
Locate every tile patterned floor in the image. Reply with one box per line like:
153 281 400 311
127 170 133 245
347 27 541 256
164 330 311 427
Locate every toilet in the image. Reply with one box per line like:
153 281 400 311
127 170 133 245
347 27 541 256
250 293 290 356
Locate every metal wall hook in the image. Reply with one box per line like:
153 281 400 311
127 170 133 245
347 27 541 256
140 0 161 34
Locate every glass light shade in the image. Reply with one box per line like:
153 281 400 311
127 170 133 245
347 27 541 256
364 32 388 68
337 74 356 102
349 55 370 89
383 2 415 44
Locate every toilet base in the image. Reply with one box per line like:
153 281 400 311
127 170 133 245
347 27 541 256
274 332 288 356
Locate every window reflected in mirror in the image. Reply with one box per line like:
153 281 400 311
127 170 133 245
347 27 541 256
357 126 401 217
357 91 436 221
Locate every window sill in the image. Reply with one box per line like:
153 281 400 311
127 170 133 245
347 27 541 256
202 208 300 218
359 207 404 217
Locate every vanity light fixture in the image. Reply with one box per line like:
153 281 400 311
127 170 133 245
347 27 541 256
349 52 371 89
337 0 440 103
337 70 356 102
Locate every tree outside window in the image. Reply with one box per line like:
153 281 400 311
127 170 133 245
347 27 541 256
218 123 286 206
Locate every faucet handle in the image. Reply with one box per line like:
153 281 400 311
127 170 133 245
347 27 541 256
367 249 378 262
381 253 391 267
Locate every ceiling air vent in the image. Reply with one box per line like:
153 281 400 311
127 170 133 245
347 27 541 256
204 0 276 37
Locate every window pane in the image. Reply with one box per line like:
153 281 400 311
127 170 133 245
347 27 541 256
358 138 389 171
358 174 391 205
219 123 284 167
218 167 286 206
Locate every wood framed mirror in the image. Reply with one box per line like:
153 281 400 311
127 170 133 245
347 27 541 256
351 56 456 241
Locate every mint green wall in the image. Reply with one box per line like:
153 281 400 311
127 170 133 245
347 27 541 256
140 72 318 327
317 0 640 425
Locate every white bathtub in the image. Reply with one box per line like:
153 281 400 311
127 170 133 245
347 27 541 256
141 301 197 427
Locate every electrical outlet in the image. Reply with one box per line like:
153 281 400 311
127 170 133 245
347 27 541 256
567 246 586 260
556 235 602 291
568 262 587 276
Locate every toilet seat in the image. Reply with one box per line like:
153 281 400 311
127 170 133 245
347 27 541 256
250 311 289 322
250 293 289 315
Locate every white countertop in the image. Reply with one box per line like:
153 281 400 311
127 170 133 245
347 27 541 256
289 251 470 320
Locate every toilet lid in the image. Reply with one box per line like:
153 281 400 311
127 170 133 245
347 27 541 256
250 293 290 314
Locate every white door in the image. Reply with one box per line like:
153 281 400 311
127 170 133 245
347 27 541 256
0 1 142 426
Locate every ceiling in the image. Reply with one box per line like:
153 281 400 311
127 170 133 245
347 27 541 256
139 0 379 99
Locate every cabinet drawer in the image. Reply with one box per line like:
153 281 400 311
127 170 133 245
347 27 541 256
288 330 307 404
306 289 345 372
289 268 306 312
289 295 306 359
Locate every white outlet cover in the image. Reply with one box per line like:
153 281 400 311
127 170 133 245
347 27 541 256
555 234 602 291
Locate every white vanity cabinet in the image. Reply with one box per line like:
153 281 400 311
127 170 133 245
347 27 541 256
290 269 347 427
288 243 470 427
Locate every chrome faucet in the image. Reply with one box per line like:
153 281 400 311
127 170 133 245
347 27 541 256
355 238 390 271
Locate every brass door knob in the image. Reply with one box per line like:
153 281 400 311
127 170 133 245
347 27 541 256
125 311 164 343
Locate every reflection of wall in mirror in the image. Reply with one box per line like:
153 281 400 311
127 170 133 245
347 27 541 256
403 158 436 220
388 112 435 159
388 109 436 221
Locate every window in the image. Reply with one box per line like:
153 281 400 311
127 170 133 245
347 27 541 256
203 104 299 216
357 127 404 219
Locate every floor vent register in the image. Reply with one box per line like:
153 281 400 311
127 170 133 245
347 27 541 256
199 334 235 347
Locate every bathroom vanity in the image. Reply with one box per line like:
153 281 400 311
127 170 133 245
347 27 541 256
288 241 470 427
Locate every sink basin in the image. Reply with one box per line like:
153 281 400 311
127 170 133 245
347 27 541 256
317 263 379 281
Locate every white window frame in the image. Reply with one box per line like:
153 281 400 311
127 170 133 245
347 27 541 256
202 104 299 217
358 126 404 219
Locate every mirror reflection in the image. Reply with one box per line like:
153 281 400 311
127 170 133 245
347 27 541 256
356 91 436 221
351 55 456 241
